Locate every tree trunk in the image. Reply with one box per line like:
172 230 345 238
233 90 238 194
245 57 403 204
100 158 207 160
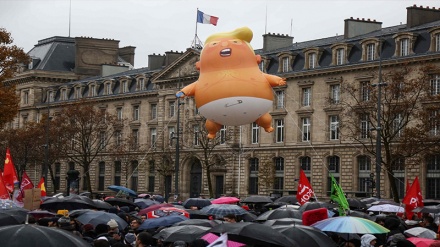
48 165 57 193
387 170 400 203
85 164 93 195
206 167 214 198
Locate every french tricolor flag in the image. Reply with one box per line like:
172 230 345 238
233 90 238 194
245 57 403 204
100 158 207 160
197 10 219 26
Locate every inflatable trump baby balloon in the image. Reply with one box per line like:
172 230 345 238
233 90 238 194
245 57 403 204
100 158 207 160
176 27 286 139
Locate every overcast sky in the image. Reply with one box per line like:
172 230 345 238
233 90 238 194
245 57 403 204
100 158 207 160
1 0 439 68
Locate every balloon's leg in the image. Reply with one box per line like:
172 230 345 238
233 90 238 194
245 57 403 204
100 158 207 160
256 113 274 133
205 120 223 139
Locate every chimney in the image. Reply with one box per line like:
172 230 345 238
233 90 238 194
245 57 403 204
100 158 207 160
344 17 382 39
148 53 166 70
165 50 183 66
407 5 440 28
119 46 136 67
75 37 119 77
262 33 294 52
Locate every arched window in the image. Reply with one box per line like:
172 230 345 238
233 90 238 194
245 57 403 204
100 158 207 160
249 158 259 194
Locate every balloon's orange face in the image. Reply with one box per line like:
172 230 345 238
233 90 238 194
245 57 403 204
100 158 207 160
200 37 257 71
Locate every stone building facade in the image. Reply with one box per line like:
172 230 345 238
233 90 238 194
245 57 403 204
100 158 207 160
7 5 440 201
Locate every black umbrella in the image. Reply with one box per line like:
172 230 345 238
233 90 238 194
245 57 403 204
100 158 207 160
139 215 188 230
68 209 95 218
263 201 290 209
41 195 96 211
182 198 212 209
256 207 302 222
92 199 112 210
275 196 298 205
173 219 221 227
134 198 159 209
241 195 273 203
105 198 137 209
273 225 337 247
347 198 367 209
412 205 440 213
184 209 210 219
263 218 303 226
299 201 336 212
240 212 257 222
0 208 28 226
0 224 90 247
210 222 297 247
153 225 210 243
76 211 128 230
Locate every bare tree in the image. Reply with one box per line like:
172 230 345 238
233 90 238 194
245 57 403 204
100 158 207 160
258 156 275 195
340 64 440 202
51 99 119 194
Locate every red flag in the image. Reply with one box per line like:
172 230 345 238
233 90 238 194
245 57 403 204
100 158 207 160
3 148 19 193
16 171 34 202
403 177 424 220
0 174 10 199
296 169 314 205
37 177 46 197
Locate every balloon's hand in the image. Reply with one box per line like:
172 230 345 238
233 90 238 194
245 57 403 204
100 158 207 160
176 91 185 98
278 78 287 86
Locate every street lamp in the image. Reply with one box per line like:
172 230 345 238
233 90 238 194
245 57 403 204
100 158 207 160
173 99 183 201
43 103 51 184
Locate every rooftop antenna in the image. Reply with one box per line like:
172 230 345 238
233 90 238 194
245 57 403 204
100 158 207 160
265 4 268 34
68 0 72 37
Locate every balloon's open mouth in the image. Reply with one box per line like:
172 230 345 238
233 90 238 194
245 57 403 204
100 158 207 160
220 48 231 57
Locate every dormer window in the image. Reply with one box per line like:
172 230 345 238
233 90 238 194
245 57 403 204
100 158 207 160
330 43 353 66
360 38 381 61
428 27 440 52
122 80 129 93
336 49 344 65
393 32 418 57
303 48 323 69
137 78 145 91
60 88 67 101
259 56 270 73
89 84 97 97
104 83 112 95
48 91 54 102
74 86 83 99
277 52 296 73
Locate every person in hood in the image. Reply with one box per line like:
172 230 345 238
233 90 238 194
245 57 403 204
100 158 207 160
361 234 377 247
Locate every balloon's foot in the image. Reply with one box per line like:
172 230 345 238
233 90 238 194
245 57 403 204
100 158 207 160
265 127 274 133
207 134 216 139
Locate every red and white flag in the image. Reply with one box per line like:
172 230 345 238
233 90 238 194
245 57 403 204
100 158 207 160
0 174 10 200
403 176 424 220
296 169 314 205
16 170 34 203
3 148 19 193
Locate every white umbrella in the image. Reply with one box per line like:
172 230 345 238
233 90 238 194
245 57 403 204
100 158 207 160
404 227 437 239
367 204 404 213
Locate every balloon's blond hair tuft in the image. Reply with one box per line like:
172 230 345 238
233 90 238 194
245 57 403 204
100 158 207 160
205 27 253 44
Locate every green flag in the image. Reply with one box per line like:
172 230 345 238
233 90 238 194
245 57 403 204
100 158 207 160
330 173 349 216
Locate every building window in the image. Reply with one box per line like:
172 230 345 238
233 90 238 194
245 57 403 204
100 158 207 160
116 107 123 121
274 157 284 192
358 156 371 192
131 161 138 191
431 75 440 95
249 158 259 195
391 156 405 199
426 154 440 199
137 78 145 91
168 126 175 146
60 89 68 101
114 161 121 186
330 84 340 104
74 87 82 99
90 84 96 97
400 38 409 56
436 33 440 52
220 126 227 144
150 128 157 147
336 48 344 65
430 110 440 136
169 101 175 118
366 43 375 61
48 91 54 102
276 91 285 109
99 132 106 150
301 117 311 142
194 125 200 146
22 91 29 105
360 114 370 139
328 156 340 173
393 113 403 137
308 53 317 69
133 105 140 121
329 115 339 140
251 122 259 144
54 163 61 190
151 104 157 120
302 87 311 106
360 81 370 101
131 129 139 149
105 83 112 95
300 156 312 182
282 57 290 72
115 131 122 147
122 81 129 93
275 119 284 143
259 60 265 72
148 176 155 192
98 162 105 191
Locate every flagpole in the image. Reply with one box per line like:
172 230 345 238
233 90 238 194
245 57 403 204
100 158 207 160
195 8 199 38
